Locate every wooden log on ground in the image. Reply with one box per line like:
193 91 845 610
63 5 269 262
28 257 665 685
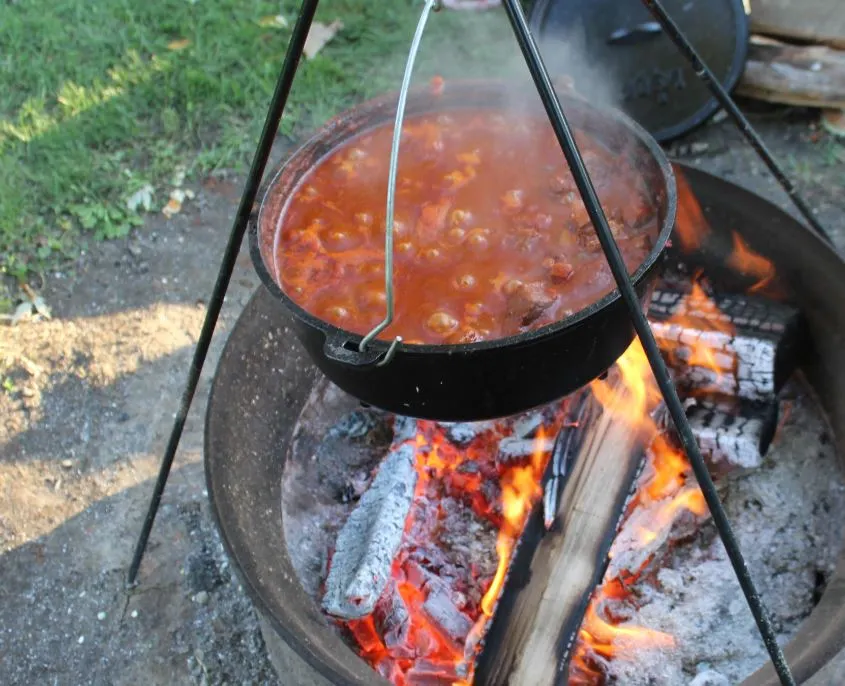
737 37 845 110
474 373 647 686
648 284 807 402
749 0 845 50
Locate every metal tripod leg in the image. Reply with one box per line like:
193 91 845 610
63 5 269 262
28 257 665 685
127 0 321 586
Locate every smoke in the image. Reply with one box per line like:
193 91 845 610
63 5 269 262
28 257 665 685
530 22 624 112
410 6 625 117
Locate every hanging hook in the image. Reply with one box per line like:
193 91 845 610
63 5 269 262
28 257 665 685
357 0 438 364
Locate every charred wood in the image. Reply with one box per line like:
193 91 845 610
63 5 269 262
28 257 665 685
496 436 555 467
439 421 496 447
374 581 412 654
405 659 462 685
650 318 777 401
510 404 561 440
422 583 474 651
543 392 591 529
605 485 708 583
322 429 419 619
686 396 779 475
474 373 646 686
648 285 808 402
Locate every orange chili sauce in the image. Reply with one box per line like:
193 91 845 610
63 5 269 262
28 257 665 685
274 109 657 345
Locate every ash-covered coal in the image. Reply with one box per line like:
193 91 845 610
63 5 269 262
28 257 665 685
282 383 566 682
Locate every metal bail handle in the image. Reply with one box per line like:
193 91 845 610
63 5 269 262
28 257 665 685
348 0 441 369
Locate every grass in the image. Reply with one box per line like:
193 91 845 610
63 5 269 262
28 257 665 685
0 0 516 285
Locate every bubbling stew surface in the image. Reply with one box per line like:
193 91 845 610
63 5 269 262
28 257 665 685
273 109 658 345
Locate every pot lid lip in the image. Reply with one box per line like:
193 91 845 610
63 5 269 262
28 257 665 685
527 0 751 143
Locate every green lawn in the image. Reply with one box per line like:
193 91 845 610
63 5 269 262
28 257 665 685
0 0 515 285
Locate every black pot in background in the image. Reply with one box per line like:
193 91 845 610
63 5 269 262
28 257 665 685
249 81 676 421
527 0 749 142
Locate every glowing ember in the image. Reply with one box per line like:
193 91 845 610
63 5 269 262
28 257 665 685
334 412 568 685
673 170 708 253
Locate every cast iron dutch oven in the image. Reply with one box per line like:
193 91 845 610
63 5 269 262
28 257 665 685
249 80 677 421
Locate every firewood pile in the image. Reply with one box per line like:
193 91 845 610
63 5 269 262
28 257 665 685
742 0 845 136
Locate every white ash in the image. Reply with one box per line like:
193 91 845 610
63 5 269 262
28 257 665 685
602 384 845 685
322 442 418 619
439 421 496 446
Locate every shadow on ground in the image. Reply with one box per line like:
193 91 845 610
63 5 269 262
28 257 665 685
0 465 278 685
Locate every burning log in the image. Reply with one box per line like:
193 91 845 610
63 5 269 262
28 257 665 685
648 284 808 402
474 370 648 686
605 483 707 582
322 422 420 619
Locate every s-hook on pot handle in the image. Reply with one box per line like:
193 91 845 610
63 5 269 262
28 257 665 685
352 0 442 368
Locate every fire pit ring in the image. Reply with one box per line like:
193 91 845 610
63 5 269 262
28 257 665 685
205 165 845 685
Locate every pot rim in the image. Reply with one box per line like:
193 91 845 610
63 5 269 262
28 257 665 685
249 79 677 356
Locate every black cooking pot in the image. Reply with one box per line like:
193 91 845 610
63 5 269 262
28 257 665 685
249 81 676 421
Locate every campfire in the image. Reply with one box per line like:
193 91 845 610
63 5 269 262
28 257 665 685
275 177 830 686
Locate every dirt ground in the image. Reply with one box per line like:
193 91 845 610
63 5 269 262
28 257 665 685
1 106 844 686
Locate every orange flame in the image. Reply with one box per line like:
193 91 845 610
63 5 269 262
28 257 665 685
674 169 710 253
631 487 708 548
481 428 547 616
727 232 777 294
674 173 779 296
655 280 734 391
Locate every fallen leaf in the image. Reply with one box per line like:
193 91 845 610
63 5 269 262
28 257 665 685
168 38 192 51
303 20 343 59
257 14 288 28
162 188 194 218
126 184 154 213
